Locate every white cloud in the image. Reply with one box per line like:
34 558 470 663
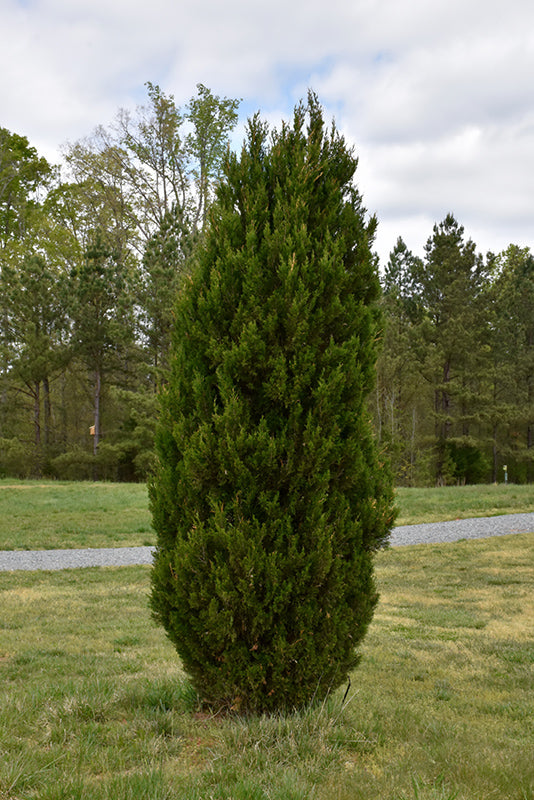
1 0 534 264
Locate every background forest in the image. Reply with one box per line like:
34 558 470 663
1 85 532 486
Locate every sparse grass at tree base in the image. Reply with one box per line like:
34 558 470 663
1 534 532 799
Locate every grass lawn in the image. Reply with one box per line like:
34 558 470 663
1 533 533 799
395 483 534 526
0 480 152 550
0 479 533 551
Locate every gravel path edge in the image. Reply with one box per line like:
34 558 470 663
1 513 533 572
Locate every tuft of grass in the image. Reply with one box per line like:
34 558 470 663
1 533 533 798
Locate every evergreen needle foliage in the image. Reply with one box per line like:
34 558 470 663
149 93 396 714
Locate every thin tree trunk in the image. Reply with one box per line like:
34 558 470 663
492 424 498 484
527 420 533 483
527 331 533 482
410 406 416 486
43 376 51 447
93 369 101 481
34 380 41 449
60 372 68 447
93 369 101 456
375 381 382 443
435 360 452 485
33 380 42 477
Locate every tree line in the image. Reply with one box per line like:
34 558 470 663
375 223 533 485
0 83 239 481
0 85 532 485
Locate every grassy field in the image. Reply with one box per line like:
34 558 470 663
1 533 532 799
0 479 533 551
0 480 152 550
395 483 534 526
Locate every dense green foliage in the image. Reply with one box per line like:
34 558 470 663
0 83 532 485
375 227 534 486
0 84 239 480
149 95 396 713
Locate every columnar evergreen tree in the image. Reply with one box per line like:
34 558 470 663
150 94 396 713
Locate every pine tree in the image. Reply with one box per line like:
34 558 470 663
491 246 534 482
140 203 196 388
149 94 395 713
3 251 69 468
69 231 138 458
376 237 426 484
411 215 488 484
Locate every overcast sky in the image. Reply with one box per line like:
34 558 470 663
2 0 533 265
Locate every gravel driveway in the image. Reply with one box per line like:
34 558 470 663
389 512 534 546
0 545 155 572
1 513 532 572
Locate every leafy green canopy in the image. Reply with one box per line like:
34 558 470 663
150 93 395 713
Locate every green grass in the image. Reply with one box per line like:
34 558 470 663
1 534 533 799
1 479 533 551
395 483 534 525
0 480 151 550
